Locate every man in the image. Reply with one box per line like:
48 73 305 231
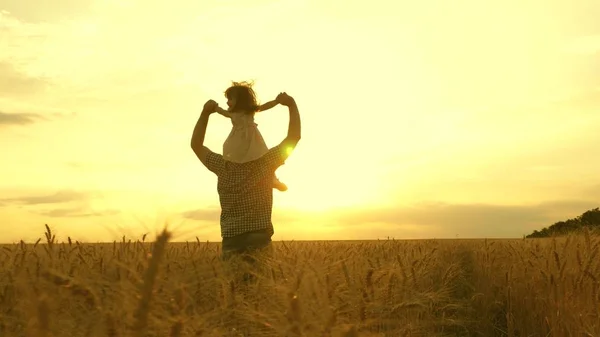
190 92 301 260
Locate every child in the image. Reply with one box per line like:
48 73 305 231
215 81 288 192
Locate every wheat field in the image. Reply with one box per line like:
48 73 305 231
0 225 598 337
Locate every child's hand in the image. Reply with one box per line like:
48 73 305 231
214 105 232 117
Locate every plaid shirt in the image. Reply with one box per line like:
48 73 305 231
205 144 288 238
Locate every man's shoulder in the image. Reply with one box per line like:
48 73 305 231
205 150 225 175
266 143 286 157
206 150 223 164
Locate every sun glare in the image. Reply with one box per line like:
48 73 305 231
285 146 294 156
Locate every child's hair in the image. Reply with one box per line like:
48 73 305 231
224 81 260 114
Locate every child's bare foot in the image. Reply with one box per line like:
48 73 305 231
273 179 288 192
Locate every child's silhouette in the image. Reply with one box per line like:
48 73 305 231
215 81 288 191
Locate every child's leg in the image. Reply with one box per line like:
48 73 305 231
272 175 288 192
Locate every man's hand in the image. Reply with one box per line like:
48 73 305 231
276 92 295 106
192 100 218 169
202 99 218 114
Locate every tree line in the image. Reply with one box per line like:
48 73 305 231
526 207 600 238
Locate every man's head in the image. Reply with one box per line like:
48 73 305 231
224 81 260 114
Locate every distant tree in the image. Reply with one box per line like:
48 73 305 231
579 207 600 227
526 207 600 238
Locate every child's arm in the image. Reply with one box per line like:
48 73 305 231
257 100 279 112
215 105 231 118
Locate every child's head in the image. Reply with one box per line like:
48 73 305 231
224 81 260 113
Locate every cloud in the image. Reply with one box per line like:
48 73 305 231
0 60 64 127
582 184 600 200
0 105 76 127
180 206 308 223
180 200 600 238
332 199 600 238
181 208 220 221
0 61 49 96
0 110 46 125
35 207 119 218
0 1 94 24
0 190 90 206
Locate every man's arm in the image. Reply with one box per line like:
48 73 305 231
257 100 279 112
191 100 223 173
280 95 301 150
261 94 301 168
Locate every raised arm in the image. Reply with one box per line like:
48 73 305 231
257 100 279 112
279 93 301 149
259 93 301 169
191 100 222 171
215 105 231 118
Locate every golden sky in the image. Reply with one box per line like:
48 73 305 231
1 0 599 243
